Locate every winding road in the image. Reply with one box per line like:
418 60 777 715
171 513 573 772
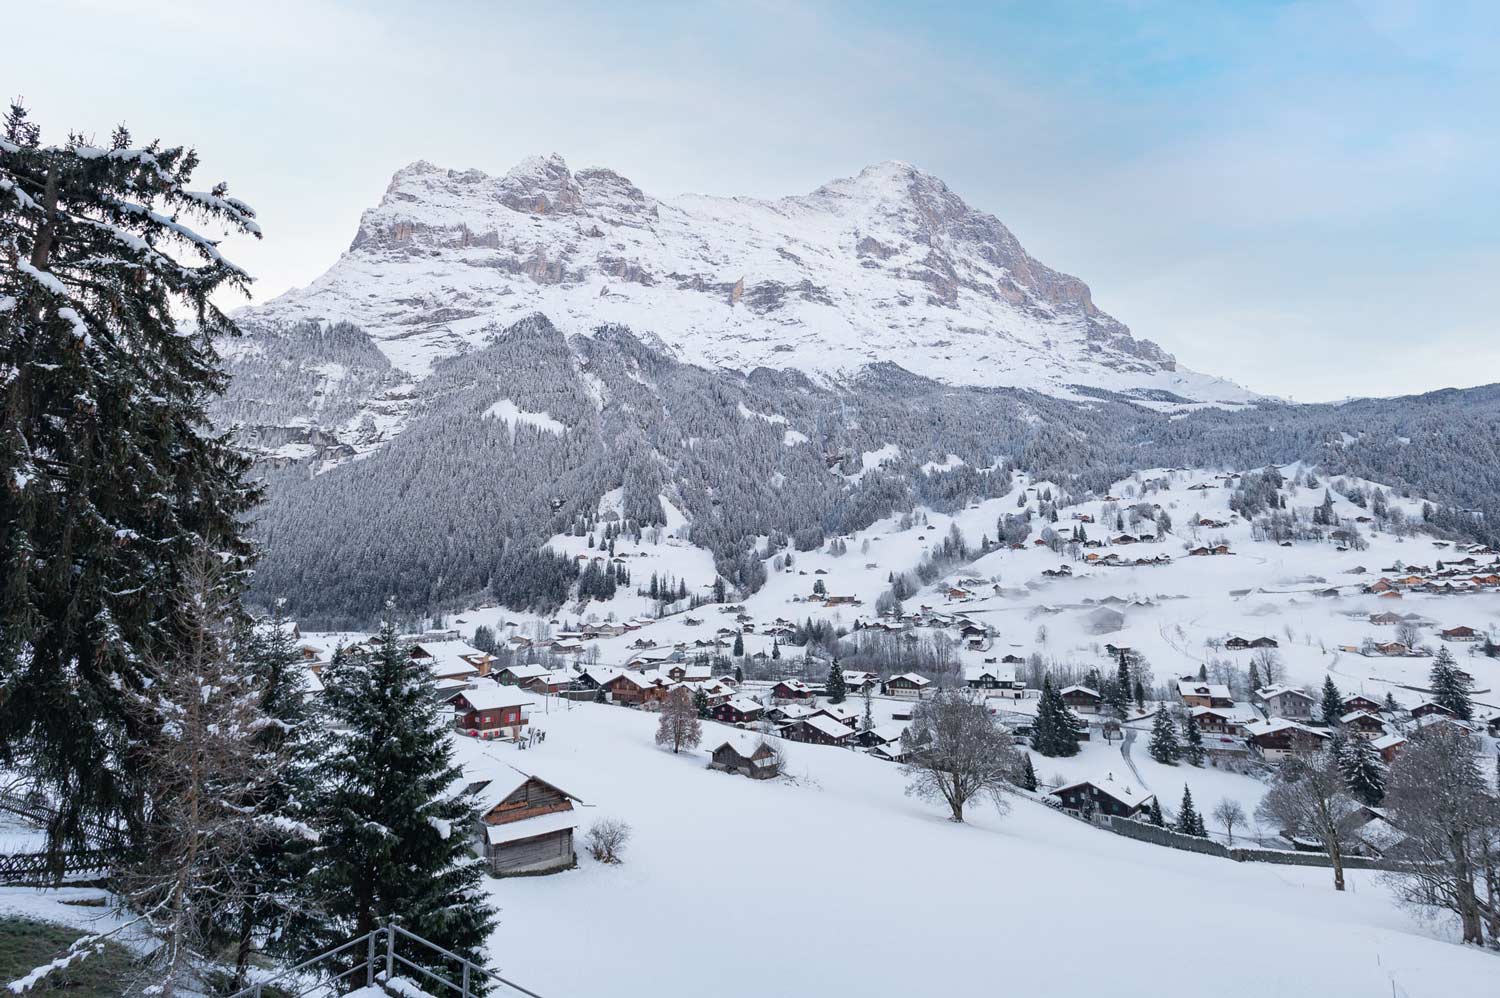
1118 725 1149 788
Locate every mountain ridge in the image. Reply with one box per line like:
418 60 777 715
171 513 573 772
240 154 1257 409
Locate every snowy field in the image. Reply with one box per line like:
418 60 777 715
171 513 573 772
456 703 1494 998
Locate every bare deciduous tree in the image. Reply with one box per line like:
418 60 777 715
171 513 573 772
1395 621 1423 651
585 818 632 864
1380 729 1500 946
901 688 1017 823
1212 798 1246 844
1256 751 1358 891
1251 648 1281 687
655 687 702 754
116 558 290 997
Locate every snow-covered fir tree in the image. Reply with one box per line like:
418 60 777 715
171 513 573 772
1182 711 1206 767
826 658 847 704
1338 733 1386 806
1107 651 1131 718
1016 753 1038 792
228 599 322 988
0 103 261 854
1176 785 1206 837
292 609 495 983
1428 647 1474 720
1148 706 1180 765
1031 676 1083 757
1321 676 1343 727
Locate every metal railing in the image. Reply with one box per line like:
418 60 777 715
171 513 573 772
230 922 544 998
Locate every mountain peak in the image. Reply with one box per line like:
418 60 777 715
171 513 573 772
269 154 1257 406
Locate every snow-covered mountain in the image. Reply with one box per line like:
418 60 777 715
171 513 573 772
242 155 1255 404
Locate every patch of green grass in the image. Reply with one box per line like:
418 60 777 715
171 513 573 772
0 916 140 997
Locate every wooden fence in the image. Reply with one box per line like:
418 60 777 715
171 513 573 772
0 847 123 884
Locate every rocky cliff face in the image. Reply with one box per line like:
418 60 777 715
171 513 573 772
229 155 1255 465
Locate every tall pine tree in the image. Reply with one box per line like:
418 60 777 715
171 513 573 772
1016 752 1038 792
295 609 495 983
1181 710 1206 767
1148 706 1180 765
1106 649 1131 719
1176 785 1206 837
1320 675 1343 727
827 658 847 704
1337 733 1385 806
1428 647 1474 720
229 601 321 987
0 104 262 856
1032 676 1082 757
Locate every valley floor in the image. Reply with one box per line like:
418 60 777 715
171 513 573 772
455 704 1494 998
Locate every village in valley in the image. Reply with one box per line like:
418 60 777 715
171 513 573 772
220 461 1500 993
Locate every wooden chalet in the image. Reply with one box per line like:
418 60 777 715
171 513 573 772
448 687 532 740
493 663 551 686
1050 776 1154 819
882 673 932 699
1412 713 1479 738
521 669 576 695
1410 700 1455 720
1245 719 1328 763
1256 685 1315 721
1191 706 1248 736
410 639 491 680
1339 710 1387 740
1440 626 1481 642
602 671 670 706
782 714 855 747
771 680 817 703
812 702 861 729
1177 680 1234 709
1060 685 1102 714
1342 694 1383 714
466 767 582 876
1372 733 1407 764
667 662 713 683
574 667 625 692
711 696 765 726
963 666 1025 698
708 737 781 780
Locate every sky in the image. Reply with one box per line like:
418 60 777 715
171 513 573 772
7 0 1497 401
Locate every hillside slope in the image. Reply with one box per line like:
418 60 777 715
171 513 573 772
458 704 1493 998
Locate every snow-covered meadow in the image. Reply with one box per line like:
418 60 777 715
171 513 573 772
458 703 1494 998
